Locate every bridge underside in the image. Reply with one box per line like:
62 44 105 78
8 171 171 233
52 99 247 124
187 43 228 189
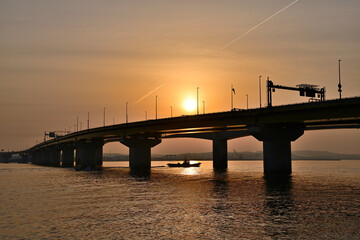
160 126 304 173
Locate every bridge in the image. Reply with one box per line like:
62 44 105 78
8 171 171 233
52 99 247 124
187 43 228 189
5 97 360 174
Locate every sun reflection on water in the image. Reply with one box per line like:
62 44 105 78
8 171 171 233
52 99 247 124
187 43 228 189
180 161 201 175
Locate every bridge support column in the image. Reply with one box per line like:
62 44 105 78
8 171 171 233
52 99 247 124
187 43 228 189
41 149 50 166
75 141 103 170
213 137 228 169
32 150 44 165
31 151 39 165
19 154 29 163
0 153 11 163
252 125 304 174
48 147 60 167
61 144 74 167
33 149 48 166
35 151 43 165
120 137 161 170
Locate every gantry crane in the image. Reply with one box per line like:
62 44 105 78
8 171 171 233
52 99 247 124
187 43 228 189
266 78 325 107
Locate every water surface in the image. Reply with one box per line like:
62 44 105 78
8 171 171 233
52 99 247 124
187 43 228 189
1 160 359 239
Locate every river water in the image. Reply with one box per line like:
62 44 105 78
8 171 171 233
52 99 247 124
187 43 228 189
1 160 359 239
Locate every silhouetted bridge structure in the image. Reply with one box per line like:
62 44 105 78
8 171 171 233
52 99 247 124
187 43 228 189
6 97 360 174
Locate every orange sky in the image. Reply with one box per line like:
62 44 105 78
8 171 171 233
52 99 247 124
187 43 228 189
0 0 359 154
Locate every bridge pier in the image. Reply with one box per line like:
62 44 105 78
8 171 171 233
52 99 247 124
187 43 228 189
35 151 44 165
19 154 29 163
31 151 40 165
32 148 60 166
40 149 50 166
120 137 161 170
61 144 74 167
75 141 103 170
213 137 228 169
0 153 12 163
47 147 61 167
252 125 304 174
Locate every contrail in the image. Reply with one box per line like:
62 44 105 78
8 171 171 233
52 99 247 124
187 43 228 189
134 83 167 104
215 0 300 55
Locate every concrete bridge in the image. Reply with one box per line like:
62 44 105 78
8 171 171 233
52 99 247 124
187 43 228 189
11 97 360 173
0 151 30 163
0 151 16 163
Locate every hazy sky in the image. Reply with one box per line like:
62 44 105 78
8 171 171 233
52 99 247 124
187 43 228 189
1 0 359 154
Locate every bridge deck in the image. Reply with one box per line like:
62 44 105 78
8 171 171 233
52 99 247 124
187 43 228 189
26 97 360 152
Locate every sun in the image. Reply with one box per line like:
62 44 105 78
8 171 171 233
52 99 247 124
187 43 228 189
183 98 197 112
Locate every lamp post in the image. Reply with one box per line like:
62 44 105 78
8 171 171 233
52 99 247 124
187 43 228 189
87 112 90 130
338 59 342 99
246 94 248 109
171 106 173 118
203 101 205 114
231 84 235 110
126 102 128 123
103 108 106 126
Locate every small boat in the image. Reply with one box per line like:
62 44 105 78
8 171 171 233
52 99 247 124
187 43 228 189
167 160 201 168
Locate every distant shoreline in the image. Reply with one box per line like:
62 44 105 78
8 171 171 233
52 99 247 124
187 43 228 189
103 150 360 161
2 150 359 163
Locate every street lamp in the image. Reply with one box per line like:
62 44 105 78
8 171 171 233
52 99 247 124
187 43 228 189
103 107 106 127
338 59 342 99
246 94 248 109
126 102 128 123
231 84 235 110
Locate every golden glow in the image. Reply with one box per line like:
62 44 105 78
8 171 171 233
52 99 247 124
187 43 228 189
181 163 201 175
183 98 197 112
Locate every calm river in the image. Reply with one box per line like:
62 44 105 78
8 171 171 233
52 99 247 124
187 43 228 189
1 160 360 239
